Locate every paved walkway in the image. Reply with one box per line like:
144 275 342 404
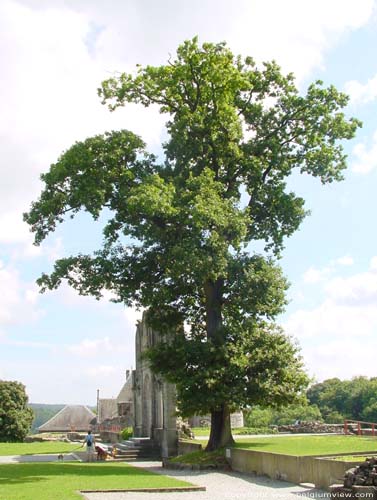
0 453 78 463
83 461 328 500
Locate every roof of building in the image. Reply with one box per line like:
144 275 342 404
117 376 133 403
38 405 96 432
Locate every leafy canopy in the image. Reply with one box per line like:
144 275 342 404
25 38 360 416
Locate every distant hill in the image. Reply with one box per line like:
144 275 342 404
28 404 97 433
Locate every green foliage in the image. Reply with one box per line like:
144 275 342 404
244 406 274 428
244 403 322 427
0 381 34 442
234 427 278 435
147 320 309 416
170 448 225 465
121 426 133 440
307 377 377 423
272 403 322 426
24 38 360 448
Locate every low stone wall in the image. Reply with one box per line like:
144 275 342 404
177 440 203 455
230 448 307 484
314 456 369 490
277 422 344 434
229 448 377 490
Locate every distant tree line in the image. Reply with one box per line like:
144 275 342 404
307 377 377 423
245 377 377 427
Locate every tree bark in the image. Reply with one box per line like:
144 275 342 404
205 403 235 451
204 278 223 344
203 278 235 451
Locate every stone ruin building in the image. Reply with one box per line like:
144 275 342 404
97 311 177 456
98 311 243 456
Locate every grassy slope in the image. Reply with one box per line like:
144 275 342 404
234 435 377 456
0 462 191 500
0 442 81 456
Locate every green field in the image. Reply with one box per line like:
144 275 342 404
191 427 275 436
0 462 191 500
234 435 377 456
0 442 80 456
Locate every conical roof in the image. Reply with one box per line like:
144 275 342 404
38 405 96 432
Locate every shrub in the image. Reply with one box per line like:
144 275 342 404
120 427 133 440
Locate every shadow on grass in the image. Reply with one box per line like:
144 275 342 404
0 462 159 486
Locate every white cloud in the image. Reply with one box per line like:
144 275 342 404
370 256 377 271
301 255 354 284
229 0 375 81
351 130 377 174
336 255 354 266
0 263 42 327
345 74 377 104
285 256 377 381
86 365 118 377
0 0 166 257
305 339 377 381
303 266 332 284
67 336 114 357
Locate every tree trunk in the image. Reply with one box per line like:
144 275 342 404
205 403 235 451
204 278 235 451
204 278 223 344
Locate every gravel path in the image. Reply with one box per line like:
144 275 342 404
83 461 328 500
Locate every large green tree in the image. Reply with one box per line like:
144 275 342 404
25 38 360 451
0 381 34 442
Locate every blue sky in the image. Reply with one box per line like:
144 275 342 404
1 0 377 404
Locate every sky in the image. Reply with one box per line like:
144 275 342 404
1 0 377 405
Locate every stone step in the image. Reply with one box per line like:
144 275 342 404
118 441 140 449
114 437 160 459
129 437 153 445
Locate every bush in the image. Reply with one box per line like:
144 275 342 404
273 404 323 426
244 406 274 428
120 427 133 440
0 381 33 442
234 427 277 435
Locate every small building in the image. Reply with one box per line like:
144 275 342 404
38 405 96 433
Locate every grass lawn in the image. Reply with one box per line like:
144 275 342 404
170 448 226 466
0 442 81 456
0 462 191 500
234 435 377 456
192 427 275 437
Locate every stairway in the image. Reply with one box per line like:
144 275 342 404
113 437 160 461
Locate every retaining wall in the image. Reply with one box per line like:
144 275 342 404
178 440 203 455
229 448 377 490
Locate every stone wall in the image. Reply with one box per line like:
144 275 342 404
277 422 344 434
188 411 244 429
132 311 178 457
